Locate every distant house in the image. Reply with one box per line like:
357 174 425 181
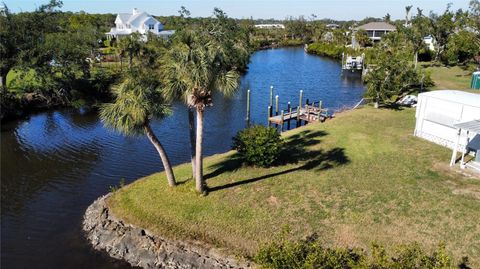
354 22 396 42
423 35 436 51
326 23 340 29
254 24 285 29
106 8 174 40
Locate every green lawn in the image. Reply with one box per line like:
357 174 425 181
426 65 478 93
108 107 480 266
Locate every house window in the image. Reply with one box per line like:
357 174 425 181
149 24 154 30
376 31 386 38
126 24 131 29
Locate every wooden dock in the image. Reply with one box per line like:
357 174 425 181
268 101 332 130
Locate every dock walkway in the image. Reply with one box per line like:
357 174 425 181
268 101 332 130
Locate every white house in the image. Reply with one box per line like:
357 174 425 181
414 90 480 151
423 35 436 51
106 8 174 39
254 24 285 29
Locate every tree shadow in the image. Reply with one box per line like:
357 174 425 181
379 103 405 111
176 177 192 185
204 129 327 180
205 129 349 193
208 147 349 192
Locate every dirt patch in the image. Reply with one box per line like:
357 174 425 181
267 195 280 207
452 189 480 200
432 162 480 179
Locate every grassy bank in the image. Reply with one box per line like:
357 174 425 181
108 107 480 266
426 65 477 93
306 42 351 59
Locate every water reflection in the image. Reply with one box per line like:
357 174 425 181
1 47 364 269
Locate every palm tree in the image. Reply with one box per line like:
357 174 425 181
100 69 176 187
163 29 240 194
116 33 142 70
160 30 197 178
405 5 413 26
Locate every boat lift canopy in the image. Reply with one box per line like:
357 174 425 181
450 119 480 172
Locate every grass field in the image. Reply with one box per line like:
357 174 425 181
108 107 480 266
426 64 478 93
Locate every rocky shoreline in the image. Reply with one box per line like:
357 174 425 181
82 194 253 269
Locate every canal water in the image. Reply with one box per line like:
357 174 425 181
1 47 364 268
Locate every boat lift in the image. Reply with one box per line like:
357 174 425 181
342 53 365 72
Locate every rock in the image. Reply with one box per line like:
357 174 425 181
82 194 254 269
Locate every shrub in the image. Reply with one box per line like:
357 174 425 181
255 234 469 269
232 125 283 167
364 51 433 106
443 31 480 65
307 42 355 59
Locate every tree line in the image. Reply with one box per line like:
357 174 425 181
0 0 118 120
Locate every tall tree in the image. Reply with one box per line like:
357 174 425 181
405 5 413 26
429 5 455 61
0 0 63 92
409 10 431 67
162 30 198 178
100 68 176 187
365 51 430 107
384 13 391 23
116 32 143 69
470 0 480 31
163 9 249 188
163 29 241 194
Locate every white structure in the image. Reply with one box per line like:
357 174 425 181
326 23 340 29
423 35 436 51
450 120 480 171
254 24 285 29
106 8 174 39
414 90 480 152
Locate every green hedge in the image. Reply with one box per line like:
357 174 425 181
307 43 354 59
232 125 283 167
256 233 470 269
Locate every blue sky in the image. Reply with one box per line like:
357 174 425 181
4 0 471 20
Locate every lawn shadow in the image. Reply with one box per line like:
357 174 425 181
175 177 192 185
206 129 349 193
380 103 405 111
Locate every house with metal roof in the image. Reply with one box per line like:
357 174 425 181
106 8 174 39
354 22 396 42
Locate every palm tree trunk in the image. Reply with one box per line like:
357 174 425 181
144 124 176 187
188 108 196 177
195 108 205 194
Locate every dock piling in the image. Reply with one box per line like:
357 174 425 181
268 105 272 126
299 90 303 108
246 89 251 126
287 102 291 130
280 110 284 132
296 106 301 127
269 86 274 107
275 95 279 116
